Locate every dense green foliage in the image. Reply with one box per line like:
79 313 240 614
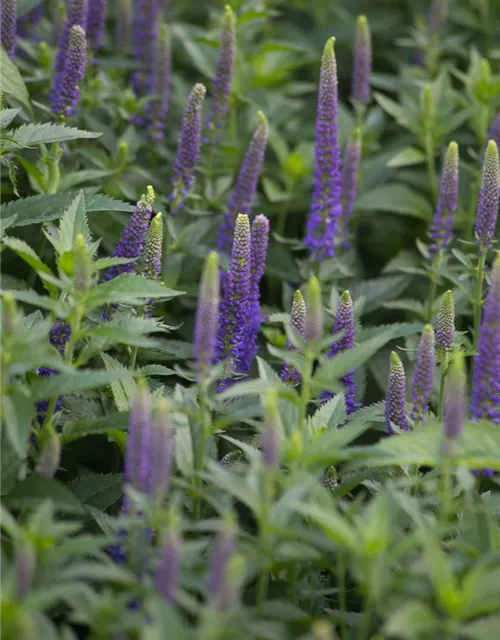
1 1 500 639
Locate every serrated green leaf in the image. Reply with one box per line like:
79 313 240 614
31 369 138 401
0 213 17 238
55 191 90 252
69 473 123 511
2 235 55 292
350 276 411 314
0 108 21 128
85 274 183 311
1 383 34 458
387 147 426 168
4 475 85 513
357 184 432 220
62 411 131 442
101 353 136 411
1 123 100 154
1 189 133 227
59 169 114 191
0 48 33 116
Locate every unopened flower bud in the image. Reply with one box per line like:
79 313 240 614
36 427 61 477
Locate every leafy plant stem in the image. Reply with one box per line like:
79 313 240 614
427 252 441 321
298 354 313 433
473 249 486 350
438 351 449 420
45 142 62 194
129 346 139 369
357 589 373 640
194 380 209 521
425 133 438 205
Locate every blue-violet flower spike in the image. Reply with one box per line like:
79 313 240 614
476 140 500 250
281 290 307 384
340 128 362 248
305 276 323 344
429 141 459 258
195 251 220 381
385 351 410 432
351 15 371 108
124 385 153 494
1 0 17 59
149 398 174 503
411 324 436 423
147 22 171 141
50 24 87 116
444 352 465 445
86 0 106 51
436 290 455 351
155 513 182 604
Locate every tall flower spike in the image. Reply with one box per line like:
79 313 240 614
305 276 323 344
194 251 220 381
50 24 88 116
385 351 410 432
170 83 206 214
444 353 465 445
411 325 436 423
339 129 362 248
17 4 43 39
124 386 153 495
435 290 455 351
217 111 269 253
74 233 92 293
116 0 132 51
1 0 17 59
428 0 448 36
52 0 87 78
207 516 237 606
147 23 172 141
241 214 270 374
471 253 500 424
281 290 307 384
216 214 252 390
305 38 342 261
261 390 281 468
142 212 163 281
86 0 106 51
155 514 182 604
429 141 459 258
104 187 155 281
323 291 358 415
205 5 236 142
351 15 371 109
36 319 72 422
132 0 160 95
476 140 500 250
15 538 36 601
149 398 174 503
36 427 61 477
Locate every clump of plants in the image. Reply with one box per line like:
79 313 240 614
1 0 500 638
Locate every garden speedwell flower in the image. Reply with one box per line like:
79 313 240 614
205 5 236 142
125 386 153 496
475 140 500 251
385 351 410 432
207 516 238 609
170 83 206 214
339 128 362 248
411 325 436 423
217 111 269 254
305 38 342 261
147 23 171 141
36 319 72 423
194 251 220 381
281 290 307 384
116 0 132 50
132 0 160 95
149 398 174 503
142 212 163 316
471 253 500 424
1 0 17 59
429 142 459 258
261 391 282 469
216 214 251 390
51 0 88 101
86 0 106 51
323 291 358 415
104 187 154 281
436 290 455 351
155 514 182 604
305 276 324 344
50 24 88 116
351 15 371 109
241 214 270 374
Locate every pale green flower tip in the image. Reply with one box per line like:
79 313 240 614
485 139 499 164
145 185 155 204
390 350 403 370
340 290 352 304
447 141 458 159
224 5 236 27
293 289 305 306
257 110 268 130
423 324 434 335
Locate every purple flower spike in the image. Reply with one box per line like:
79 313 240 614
436 290 455 351
411 325 436 423
241 214 270 374
207 517 237 606
149 398 174 503
305 276 323 344
1 0 17 58
216 214 252 390
52 0 88 78
50 24 87 116
476 140 500 250
86 0 106 51
125 386 153 494
305 38 342 261
261 391 281 468
429 142 459 258
170 83 206 214
194 251 220 381
385 351 410 432
133 0 160 95
444 353 465 444
36 319 72 423
205 5 236 143
17 4 43 39
217 111 269 254
104 186 154 281
155 518 182 604
281 290 307 384
428 0 448 36
487 112 500 152
351 15 371 109
147 23 171 142
471 254 500 424
142 212 163 281
340 128 362 248
323 291 358 415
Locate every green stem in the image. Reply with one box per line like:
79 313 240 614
438 351 449 420
129 346 139 370
257 471 271 614
298 355 313 434
194 381 209 521
357 590 373 640
473 250 487 349
425 133 438 205
338 552 347 640
427 252 442 322
45 143 62 195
